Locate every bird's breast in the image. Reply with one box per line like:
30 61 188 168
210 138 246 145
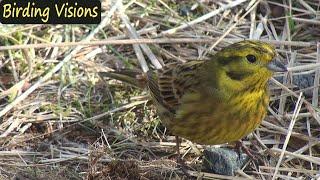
167 89 269 145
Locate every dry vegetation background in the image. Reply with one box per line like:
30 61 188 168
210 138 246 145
0 0 320 179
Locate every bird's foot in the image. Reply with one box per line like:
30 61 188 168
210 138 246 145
235 140 264 163
176 156 191 178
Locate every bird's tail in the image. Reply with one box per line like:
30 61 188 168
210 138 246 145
99 69 147 89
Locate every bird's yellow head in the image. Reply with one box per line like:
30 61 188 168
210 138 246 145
215 40 286 80
204 40 287 92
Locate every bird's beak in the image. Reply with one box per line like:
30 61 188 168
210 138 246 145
267 59 287 72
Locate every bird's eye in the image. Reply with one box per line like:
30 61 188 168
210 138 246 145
246 54 256 63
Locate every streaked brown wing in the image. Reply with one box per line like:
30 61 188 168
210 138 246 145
147 61 203 114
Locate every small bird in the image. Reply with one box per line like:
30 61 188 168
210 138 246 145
101 40 287 146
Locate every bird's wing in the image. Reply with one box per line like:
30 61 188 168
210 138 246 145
147 61 203 113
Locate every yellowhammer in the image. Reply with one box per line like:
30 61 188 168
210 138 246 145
101 40 287 145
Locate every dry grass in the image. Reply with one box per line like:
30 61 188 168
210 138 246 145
0 0 320 179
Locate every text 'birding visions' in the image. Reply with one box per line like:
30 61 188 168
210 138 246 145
0 0 101 24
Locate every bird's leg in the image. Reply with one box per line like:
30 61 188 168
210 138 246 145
175 135 182 163
175 136 190 176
